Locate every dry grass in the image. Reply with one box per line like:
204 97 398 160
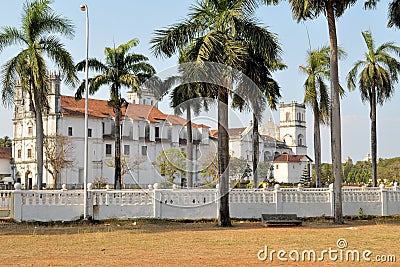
1 218 400 266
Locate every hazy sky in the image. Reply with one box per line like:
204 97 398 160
0 0 399 163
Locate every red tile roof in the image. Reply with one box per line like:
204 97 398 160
61 96 126 118
0 147 12 159
273 154 312 163
61 95 208 128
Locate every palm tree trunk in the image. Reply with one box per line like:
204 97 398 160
218 84 231 227
33 89 44 190
186 104 193 188
252 113 259 188
114 106 122 190
313 102 322 188
326 1 343 224
370 88 377 187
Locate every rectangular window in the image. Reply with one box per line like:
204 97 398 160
155 127 160 138
17 149 21 159
106 144 112 156
88 128 92 138
28 126 33 136
141 146 147 156
102 122 105 134
124 145 130 156
68 127 73 136
27 149 32 158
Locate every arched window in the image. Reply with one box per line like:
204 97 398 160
285 112 290 122
297 134 304 146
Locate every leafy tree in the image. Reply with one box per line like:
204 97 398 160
75 39 155 189
347 30 400 187
0 0 77 189
199 151 218 186
105 155 146 186
43 135 74 188
0 136 12 147
229 157 249 181
265 0 378 224
153 148 186 184
152 0 280 227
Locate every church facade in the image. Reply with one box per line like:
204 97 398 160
12 73 311 189
12 74 211 189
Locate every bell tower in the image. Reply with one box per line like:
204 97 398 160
279 101 307 155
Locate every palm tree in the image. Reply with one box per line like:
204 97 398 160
151 0 280 226
232 51 284 188
346 30 400 187
299 46 346 187
300 46 331 188
75 39 155 189
265 0 377 224
0 0 77 190
388 0 400 28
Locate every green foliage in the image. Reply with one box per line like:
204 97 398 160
299 166 311 187
229 157 248 180
0 136 12 147
153 148 186 183
313 157 400 186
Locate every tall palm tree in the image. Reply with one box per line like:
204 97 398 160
232 51 284 188
170 83 208 188
0 0 77 190
75 39 155 190
346 30 400 187
299 46 346 187
265 0 377 224
152 0 280 226
300 46 331 188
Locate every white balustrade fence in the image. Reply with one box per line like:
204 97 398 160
2 185 400 222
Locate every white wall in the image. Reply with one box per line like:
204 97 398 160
7 186 400 222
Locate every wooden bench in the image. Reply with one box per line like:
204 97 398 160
261 214 302 227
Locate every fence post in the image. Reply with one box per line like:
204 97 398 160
153 183 161 218
13 183 22 222
274 184 282 213
329 184 334 217
380 184 388 216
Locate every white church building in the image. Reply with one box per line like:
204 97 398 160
12 73 211 189
11 73 311 189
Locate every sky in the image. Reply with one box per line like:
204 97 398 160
0 0 399 163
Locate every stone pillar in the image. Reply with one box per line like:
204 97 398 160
380 184 388 216
13 183 23 222
329 184 334 217
274 184 282 214
153 185 161 218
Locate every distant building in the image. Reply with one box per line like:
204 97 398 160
209 101 311 183
344 156 353 165
363 153 372 162
0 147 13 187
273 154 313 184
